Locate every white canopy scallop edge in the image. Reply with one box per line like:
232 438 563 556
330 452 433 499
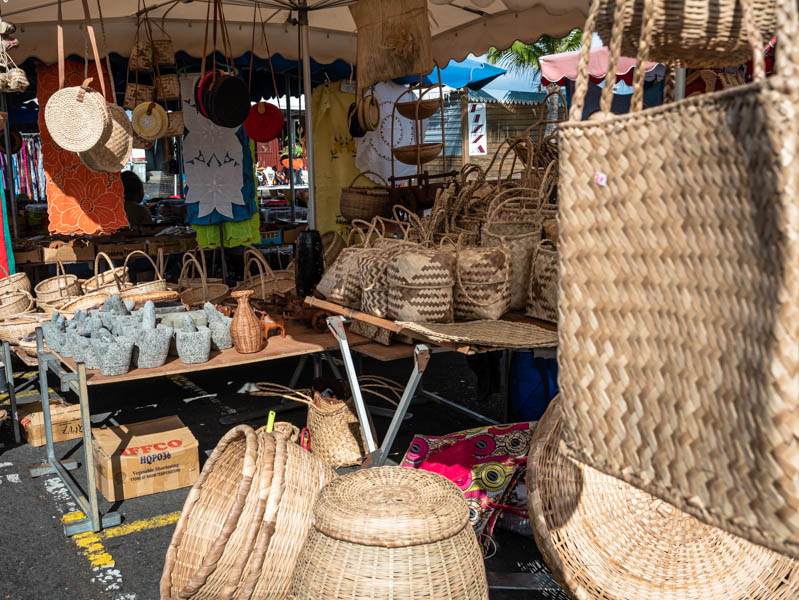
5 0 588 65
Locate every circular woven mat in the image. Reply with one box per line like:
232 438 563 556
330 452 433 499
313 467 468 547
527 399 799 600
44 85 110 153
131 102 167 139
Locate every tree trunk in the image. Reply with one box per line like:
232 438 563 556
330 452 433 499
543 83 561 137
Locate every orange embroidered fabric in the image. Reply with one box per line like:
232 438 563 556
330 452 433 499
37 60 129 235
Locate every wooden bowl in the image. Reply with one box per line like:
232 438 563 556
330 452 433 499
396 99 440 120
392 142 442 165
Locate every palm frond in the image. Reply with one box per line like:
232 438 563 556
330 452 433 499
486 29 583 80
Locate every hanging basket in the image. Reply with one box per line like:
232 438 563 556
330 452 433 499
79 103 134 174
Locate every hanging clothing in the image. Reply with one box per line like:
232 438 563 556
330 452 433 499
355 81 427 185
192 212 261 249
37 61 129 236
312 83 361 233
181 75 256 224
1 175 14 276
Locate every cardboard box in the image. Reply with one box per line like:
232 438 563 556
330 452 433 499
92 416 199 502
282 224 307 246
95 241 148 259
146 237 183 255
17 398 82 447
13 246 41 264
42 239 95 263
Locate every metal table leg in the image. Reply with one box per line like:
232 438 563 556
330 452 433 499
3 341 19 443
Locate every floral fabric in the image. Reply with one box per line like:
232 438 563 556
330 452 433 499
37 61 128 235
401 422 533 545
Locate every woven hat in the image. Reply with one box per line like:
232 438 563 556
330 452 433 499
527 398 799 600
243 101 284 142
78 103 133 174
131 102 168 139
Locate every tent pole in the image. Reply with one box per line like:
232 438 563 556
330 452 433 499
299 6 316 229
286 73 296 222
1 94 18 240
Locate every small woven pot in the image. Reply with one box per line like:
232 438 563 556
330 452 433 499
230 290 264 354
160 426 334 600
34 262 82 303
527 398 799 600
525 239 558 324
291 467 488 600
340 172 391 222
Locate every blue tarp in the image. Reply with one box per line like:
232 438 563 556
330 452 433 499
395 58 506 90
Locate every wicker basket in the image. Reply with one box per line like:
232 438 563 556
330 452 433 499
155 73 180 101
0 290 34 319
233 246 295 300
0 315 47 345
387 247 456 323
446 239 511 322
178 252 229 308
78 103 133 174
57 291 110 315
396 98 440 121
37 296 80 317
121 250 168 295
160 426 334 600
316 220 376 309
392 142 442 166
123 81 155 111
321 231 345 268
45 81 111 153
525 239 558 324
164 110 185 138
34 262 82 303
340 172 391 222
0 263 31 295
83 252 129 294
291 467 488 600
527 398 799 600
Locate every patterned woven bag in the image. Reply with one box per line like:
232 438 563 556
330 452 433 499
316 220 376 308
558 0 799 558
359 240 415 318
387 248 456 323
525 239 557 323
447 239 511 322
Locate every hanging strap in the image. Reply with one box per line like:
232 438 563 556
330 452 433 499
79 0 107 99
258 5 281 101
94 0 116 102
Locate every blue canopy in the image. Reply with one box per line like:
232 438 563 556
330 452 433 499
395 58 506 90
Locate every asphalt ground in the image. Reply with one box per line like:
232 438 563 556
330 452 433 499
0 350 566 600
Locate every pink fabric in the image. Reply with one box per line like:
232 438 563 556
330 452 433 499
540 46 658 86
401 422 532 543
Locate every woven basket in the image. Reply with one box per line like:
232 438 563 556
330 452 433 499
155 73 181 101
178 253 229 308
161 426 334 600
321 231 345 268
151 37 176 66
7 68 30 93
83 252 129 294
528 399 799 600
387 247 456 323
164 110 185 138
0 263 31 295
359 240 416 319
124 81 154 111
45 79 111 153
446 238 511 321
0 314 48 344
128 40 153 72
558 0 799 558
316 220 376 309
121 250 168 295
57 292 110 315
78 103 133 174
233 246 295 300
254 383 369 469
291 467 488 600
0 290 33 319
391 142 442 166
596 0 776 68
525 239 557 324
340 172 391 222
34 261 82 303
37 296 80 317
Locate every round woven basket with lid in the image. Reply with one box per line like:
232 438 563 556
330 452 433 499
291 467 488 600
527 398 799 600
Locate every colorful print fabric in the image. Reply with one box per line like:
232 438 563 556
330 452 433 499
37 61 128 235
401 422 533 544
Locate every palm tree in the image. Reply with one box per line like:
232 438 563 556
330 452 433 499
487 30 582 133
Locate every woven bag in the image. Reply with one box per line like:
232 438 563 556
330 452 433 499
525 239 557 324
558 0 799 558
315 220 376 308
291 467 488 600
160 426 334 600
155 73 180 101
164 110 185 138
528 399 799 600
387 247 455 323
123 80 154 111
79 103 133 174
596 0 776 68
444 237 511 322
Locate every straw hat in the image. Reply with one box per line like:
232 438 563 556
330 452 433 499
527 398 799 600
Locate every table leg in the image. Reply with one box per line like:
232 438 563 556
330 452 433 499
3 341 19 443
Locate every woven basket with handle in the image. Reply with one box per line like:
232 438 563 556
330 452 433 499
0 263 31 295
558 0 799 558
120 249 168 295
528 398 799 600
83 252 128 295
340 172 391 222
316 220 378 309
525 239 557 324
160 426 334 600
178 252 229 308
34 261 82 303
232 246 295 300
387 247 456 323
443 236 511 322
0 290 34 319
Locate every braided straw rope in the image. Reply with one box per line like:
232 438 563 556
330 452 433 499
558 0 799 558
528 398 799 600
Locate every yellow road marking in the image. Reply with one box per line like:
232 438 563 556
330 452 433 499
100 511 181 540
0 387 56 404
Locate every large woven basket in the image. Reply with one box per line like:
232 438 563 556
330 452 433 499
528 398 799 600
83 252 128 295
121 250 168 295
525 239 557 323
0 291 34 320
358 240 415 319
0 263 31 295
178 253 229 309
340 172 391 222
558 0 799 558
316 220 376 309
233 246 295 300
34 261 83 303
446 239 511 321
387 247 456 323
57 291 110 315
161 426 334 600
595 0 776 68
291 467 488 600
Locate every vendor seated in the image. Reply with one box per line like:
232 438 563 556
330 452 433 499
121 171 153 226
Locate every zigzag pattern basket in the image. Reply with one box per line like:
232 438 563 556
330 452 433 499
387 248 455 323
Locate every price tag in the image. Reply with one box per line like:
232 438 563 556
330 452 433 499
594 172 608 187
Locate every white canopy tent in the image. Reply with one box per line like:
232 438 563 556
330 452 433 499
5 0 589 228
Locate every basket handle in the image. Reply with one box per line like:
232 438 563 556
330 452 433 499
160 425 259 600
123 250 164 282
348 170 388 188
178 252 208 300
0 261 9 279
54 260 75 299
93 251 124 289
495 137 534 193
252 382 314 406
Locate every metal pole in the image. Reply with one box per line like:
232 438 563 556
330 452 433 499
285 73 296 222
177 136 185 201
3 341 19 443
2 94 18 239
674 67 687 101
299 7 316 229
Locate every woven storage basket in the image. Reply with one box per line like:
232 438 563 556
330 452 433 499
0 290 33 319
0 263 31 295
359 236 415 319
316 221 376 309
528 398 799 600
525 239 557 323
79 103 133 174
0 314 45 344
37 296 80 317
340 172 391 222
128 39 153 72
124 81 154 111
161 426 334 600
155 74 181 101
121 250 168 295
34 262 82 303
178 253 229 308
387 247 456 323
83 252 129 294
254 383 369 469
233 246 295 300
446 239 511 321
291 467 488 600
557 0 799 559
596 0 776 68
151 37 176 66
